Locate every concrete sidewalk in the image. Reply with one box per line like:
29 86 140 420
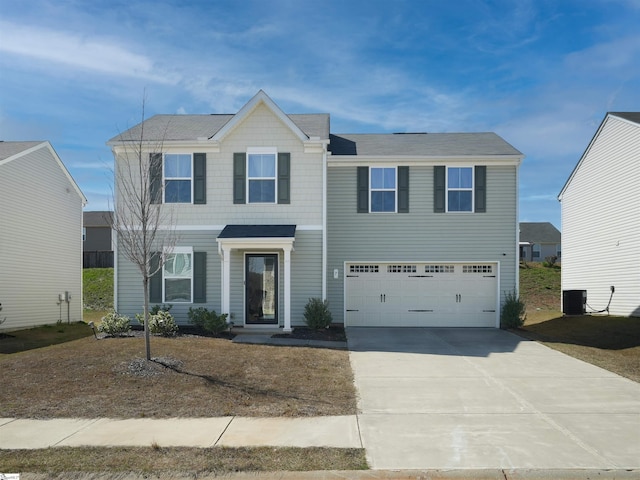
0 416 360 449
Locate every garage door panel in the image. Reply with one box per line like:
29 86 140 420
345 262 497 327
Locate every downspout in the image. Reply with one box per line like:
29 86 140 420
515 159 521 297
322 144 328 300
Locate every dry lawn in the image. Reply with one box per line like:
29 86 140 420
517 315 640 383
0 332 357 418
0 446 367 475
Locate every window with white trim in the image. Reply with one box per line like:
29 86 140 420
164 154 192 203
163 247 193 302
447 167 473 212
370 167 396 212
247 148 277 203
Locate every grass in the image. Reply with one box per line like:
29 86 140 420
83 267 114 311
0 322 95 354
0 446 367 475
0 334 357 418
516 262 640 383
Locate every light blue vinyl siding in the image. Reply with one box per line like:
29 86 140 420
117 229 322 327
327 164 518 324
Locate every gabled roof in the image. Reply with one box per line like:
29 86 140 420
610 112 640 125
0 141 44 160
329 132 522 156
519 222 561 243
84 211 113 227
108 91 329 145
558 112 640 199
0 141 87 205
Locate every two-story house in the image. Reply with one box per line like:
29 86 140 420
108 91 523 330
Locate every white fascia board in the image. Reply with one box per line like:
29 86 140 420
111 141 221 154
216 236 295 252
328 155 523 167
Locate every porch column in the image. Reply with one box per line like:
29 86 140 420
283 246 292 332
221 245 231 317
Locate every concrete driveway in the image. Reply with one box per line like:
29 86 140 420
347 327 640 470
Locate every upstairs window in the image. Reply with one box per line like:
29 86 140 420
164 154 192 203
370 167 397 212
248 150 276 203
447 167 473 212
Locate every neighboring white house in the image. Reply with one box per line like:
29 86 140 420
558 112 640 317
108 90 523 330
0 141 87 330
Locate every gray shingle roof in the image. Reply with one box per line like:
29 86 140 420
84 211 113 227
218 224 296 239
519 222 561 243
0 141 45 161
329 133 522 156
610 112 640 125
109 114 329 144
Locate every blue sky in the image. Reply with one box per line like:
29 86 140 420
1 0 639 229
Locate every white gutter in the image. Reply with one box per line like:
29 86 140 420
322 146 328 300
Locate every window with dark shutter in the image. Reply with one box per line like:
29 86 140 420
357 166 369 213
193 153 206 204
233 153 246 204
193 251 206 303
398 166 409 213
149 252 162 303
277 152 290 204
434 166 445 213
149 153 162 204
475 166 486 213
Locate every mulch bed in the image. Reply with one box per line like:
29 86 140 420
273 325 347 342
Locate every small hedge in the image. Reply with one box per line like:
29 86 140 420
188 307 229 334
304 298 333 330
501 291 526 329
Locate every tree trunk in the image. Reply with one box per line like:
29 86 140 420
142 277 151 360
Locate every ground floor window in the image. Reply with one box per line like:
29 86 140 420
164 247 193 302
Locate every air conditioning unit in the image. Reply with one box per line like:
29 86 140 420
563 290 586 315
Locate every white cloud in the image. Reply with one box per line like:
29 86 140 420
0 21 175 83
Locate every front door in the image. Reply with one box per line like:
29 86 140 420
245 254 278 325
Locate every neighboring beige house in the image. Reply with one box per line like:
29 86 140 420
558 112 640 317
0 141 87 330
109 90 523 330
519 222 561 262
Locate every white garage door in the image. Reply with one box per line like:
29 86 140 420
345 262 498 327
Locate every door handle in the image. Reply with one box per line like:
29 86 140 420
383 294 386 302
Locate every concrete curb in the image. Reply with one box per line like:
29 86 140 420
232 334 347 349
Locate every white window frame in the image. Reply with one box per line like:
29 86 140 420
246 147 277 204
446 166 474 213
163 153 193 204
82 227 86 242
370 166 397 213
162 246 193 303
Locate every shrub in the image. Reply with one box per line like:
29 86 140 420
500 291 526 329
150 304 173 315
98 311 131 336
304 298 333 330
543 255 558 268
188 307 229 334
148 310 179 337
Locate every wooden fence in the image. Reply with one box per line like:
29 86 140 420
83 251 114 269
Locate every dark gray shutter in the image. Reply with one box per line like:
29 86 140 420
357 166 369 213
193 153 206 204
233 153 246 204
149 252 162 303
193 252 206 303
475 165 486 213
277 152 290 204
150 153 163 204
434 166 445 213
398 166 409 213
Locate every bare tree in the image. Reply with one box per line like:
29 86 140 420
110 97 177 360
